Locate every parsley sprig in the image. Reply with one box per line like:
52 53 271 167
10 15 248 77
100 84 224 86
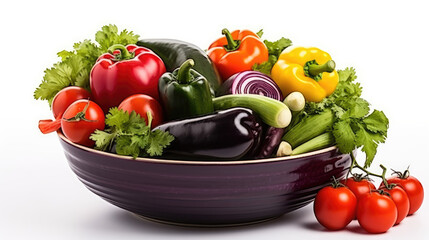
34 25 139 105
90 108 174 159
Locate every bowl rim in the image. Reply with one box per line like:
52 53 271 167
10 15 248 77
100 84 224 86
58 132 339 165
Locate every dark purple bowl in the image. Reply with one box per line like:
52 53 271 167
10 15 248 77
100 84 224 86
58 133 351 226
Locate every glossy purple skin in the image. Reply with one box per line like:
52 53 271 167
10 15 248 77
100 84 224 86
59 133 351 226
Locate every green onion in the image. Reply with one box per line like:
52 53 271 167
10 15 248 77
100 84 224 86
282 109 334 148
213 94 292 128
291 132 335 155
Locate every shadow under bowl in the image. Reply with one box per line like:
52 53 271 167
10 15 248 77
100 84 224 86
58 133 351 227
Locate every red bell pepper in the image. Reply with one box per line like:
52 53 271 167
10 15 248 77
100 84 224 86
90 44 166 112
207 28 269 81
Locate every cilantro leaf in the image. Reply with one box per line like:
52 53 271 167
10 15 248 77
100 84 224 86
95 24 140 52
333 120 356 153
363 110 389 134
90 108 174 158
146 130 175 156
252 33 292 75
90 129 116 151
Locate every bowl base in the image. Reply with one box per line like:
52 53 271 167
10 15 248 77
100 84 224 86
131 213 282 228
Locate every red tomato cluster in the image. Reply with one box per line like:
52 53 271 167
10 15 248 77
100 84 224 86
38 86 163 147
314 172 424 234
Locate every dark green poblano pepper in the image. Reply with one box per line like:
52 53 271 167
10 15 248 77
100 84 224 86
158 59 214 120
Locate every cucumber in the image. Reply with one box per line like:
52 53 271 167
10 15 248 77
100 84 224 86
213 94 291 128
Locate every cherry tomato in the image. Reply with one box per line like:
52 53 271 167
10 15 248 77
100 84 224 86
52 86 91 118
313 185 357 230
341 176 376 200
39 86 91 134
379 185 410 225
357 191 397 233
61 100 105 147
118 94 164 128
384 170 424 215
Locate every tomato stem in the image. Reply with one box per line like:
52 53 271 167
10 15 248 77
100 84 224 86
349 154 389 187
63 100 97 123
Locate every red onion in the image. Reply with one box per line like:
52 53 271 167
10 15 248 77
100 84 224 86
219 71 283 101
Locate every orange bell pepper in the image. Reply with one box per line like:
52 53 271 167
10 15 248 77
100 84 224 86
207 28 268 81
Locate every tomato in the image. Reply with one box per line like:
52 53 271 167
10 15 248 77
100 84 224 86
61 100 105 147
341 176 376 200
118 94 164 128
379 186 410 225
357 192 397 233
384 170 424 215
39 86 91 134
52 86 91 118
313 185 357 230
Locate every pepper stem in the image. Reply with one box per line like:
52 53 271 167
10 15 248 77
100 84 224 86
222 28 240 51
177 59 195 84
308 60 336 76
108 44 132 60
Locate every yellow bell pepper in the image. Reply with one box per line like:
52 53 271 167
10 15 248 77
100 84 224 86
271 47 339 102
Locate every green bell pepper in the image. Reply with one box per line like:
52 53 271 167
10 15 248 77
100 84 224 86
158 59 214 120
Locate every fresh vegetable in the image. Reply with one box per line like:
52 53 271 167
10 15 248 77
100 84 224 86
154 108 262 160
252 31 293 76
90 44 166 112
271 47 339 102
213 94 291 128
61 100 105 147
276 141 292 157
90 108 174 158
136 38 221 95
313 178 357 230
218 71 283 101
284 92 305 112
294 68 389 167
340 175 376 200
158 59 214 121
34 25 139 105
357 191 398 233
291 132 335 155
207 29 268 80
382 169 424 215
254 127 284 159
282 109 334 148
118 94 164 128
379 185 410 225
38 86 92 134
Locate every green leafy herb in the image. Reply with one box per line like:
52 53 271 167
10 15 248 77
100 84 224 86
303 67 389 167
252 31 292 75
34 24 139 105
90 108 174 159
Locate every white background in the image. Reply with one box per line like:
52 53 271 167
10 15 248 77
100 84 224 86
1 0 428 239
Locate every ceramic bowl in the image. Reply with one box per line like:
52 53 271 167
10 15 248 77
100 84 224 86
58 132 351 226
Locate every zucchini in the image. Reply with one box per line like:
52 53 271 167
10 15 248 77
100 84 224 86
282 109 334 148
213 94 291 128
291 132 335 155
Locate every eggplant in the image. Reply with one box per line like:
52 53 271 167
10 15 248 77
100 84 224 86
254 127 285 159
154 108 262 160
